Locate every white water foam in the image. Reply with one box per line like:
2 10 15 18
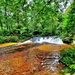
18 36 63 45
30 36 63 44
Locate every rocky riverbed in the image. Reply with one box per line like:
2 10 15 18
0 43 71 75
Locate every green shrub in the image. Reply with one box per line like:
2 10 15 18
60 47 75 75
5 36 19 42
0 36 19 43
61 32 73 44
73 36 75 40
0 36 5 43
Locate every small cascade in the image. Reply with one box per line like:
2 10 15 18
19 36 64 45
40 51 61 71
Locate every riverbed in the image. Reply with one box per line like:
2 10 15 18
0 42 72 75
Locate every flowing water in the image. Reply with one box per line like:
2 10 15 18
18 36 63 45
0 37 72 75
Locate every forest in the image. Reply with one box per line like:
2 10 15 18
0 0 75 43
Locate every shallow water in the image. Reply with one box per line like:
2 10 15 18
0 42 18 47
0 42 72 75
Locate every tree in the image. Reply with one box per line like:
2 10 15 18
0 0 70 40
61 0 75 43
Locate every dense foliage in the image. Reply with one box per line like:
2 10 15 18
0 36 18 43
61 0 75 43
60 47 75 75
0 0 74 43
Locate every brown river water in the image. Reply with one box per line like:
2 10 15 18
0 43 72 75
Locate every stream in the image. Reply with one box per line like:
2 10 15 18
0 36 70 75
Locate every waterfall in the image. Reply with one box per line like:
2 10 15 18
19 36 64 45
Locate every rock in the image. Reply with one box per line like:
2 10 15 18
0 43 68 75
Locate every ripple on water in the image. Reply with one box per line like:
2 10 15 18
0 43 71 75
